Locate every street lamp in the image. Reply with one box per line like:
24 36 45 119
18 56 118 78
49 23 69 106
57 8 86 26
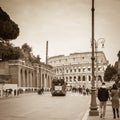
89 0 99 116
95 38 105 88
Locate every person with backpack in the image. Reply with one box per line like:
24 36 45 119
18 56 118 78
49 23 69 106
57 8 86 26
98 82 109 119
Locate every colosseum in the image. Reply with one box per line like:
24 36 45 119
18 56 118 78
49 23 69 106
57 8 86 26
48 51 108 89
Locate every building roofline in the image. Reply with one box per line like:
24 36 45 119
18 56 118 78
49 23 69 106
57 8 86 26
48 51 106 59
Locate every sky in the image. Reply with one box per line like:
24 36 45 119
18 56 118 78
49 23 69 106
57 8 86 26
0 0 120 64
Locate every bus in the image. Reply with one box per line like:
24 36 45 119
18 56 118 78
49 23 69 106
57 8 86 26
51 78 67 96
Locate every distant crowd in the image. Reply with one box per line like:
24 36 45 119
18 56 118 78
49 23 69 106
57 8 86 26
1 88 38 97
70 86 90 95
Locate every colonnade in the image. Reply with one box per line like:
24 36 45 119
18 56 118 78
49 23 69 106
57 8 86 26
9 60 53 91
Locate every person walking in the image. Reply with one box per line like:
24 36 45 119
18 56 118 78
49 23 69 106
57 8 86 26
111 84 120 119
98 82 109 119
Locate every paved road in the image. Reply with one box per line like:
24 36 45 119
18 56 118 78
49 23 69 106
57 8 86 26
0 92 90 120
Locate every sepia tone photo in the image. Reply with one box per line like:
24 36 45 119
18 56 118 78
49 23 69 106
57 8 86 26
0 0 120 120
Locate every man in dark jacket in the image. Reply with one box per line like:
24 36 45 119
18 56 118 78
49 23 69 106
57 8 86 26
98 82 109 119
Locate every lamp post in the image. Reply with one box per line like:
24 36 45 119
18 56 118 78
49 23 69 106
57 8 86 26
89 0 99 116
95 38 105 88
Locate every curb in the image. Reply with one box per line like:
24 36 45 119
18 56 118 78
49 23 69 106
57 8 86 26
82 110 89 120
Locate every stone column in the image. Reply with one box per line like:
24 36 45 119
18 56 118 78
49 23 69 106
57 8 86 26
18 67 21 87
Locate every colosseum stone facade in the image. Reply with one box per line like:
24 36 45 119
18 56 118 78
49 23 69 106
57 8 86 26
48 51 108 89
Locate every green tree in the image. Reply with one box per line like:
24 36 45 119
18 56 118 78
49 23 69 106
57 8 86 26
104 64 117 82
0 7 19 41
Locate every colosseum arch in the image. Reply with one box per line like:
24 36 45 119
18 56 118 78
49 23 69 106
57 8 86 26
82 76 86 81
78 76 81 81
89 75 91 81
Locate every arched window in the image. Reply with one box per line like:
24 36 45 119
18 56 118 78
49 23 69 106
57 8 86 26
98 75 102 82
78 76 81 81
74 76 76 81
69 76 72 82
74 69 76 72
78 68 81 72
82 76 86 81
89 76 91 81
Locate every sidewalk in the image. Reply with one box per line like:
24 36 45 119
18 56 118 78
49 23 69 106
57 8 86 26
85 101 117 120
86 106 114 120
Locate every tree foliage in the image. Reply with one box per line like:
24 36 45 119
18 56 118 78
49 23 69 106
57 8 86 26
21 43 32 62
30 55 41 64
0 42 40 64
104 64 117 82
21 43 40 64
0 42 23 61
0 7 19 41
0 8 41 64
22 43 32 53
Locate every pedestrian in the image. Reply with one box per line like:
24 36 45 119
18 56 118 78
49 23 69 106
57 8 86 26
86 88 89 95
98 82 109 119
82 87 86 95
14 89 16 96
78 86 82 94
111 84 120 119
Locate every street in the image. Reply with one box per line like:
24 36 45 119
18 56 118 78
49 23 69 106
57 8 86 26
0 92 90 120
